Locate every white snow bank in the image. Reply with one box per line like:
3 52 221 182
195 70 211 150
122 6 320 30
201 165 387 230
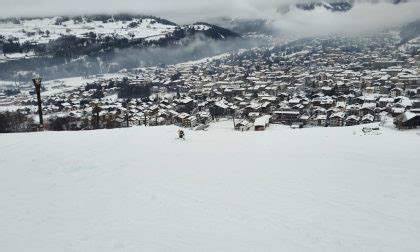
0 122 420 251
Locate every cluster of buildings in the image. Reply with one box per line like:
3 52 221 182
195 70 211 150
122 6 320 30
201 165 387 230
1 32 420 131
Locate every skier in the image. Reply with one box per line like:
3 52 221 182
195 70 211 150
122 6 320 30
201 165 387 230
178 130 185 140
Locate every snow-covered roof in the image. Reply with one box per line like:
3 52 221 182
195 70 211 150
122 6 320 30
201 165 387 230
361 114 374 122
346 115 360 121
399 111 420 123
330 112 345 119
254 115 271 127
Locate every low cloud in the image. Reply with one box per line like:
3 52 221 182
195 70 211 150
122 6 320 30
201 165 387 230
1 0 419 37
272 1 420 37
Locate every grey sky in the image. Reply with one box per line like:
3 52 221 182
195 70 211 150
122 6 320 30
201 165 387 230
0 0 285 21
1 0 419 36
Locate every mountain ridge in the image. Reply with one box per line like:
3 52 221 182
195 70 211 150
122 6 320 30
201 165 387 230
293 0 409 12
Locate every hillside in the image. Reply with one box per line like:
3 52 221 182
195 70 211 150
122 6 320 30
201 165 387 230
1 122 420 251
0 15 241 81
400 19 420 44
294 0 409 12
296 0 355 12
0 15 239 54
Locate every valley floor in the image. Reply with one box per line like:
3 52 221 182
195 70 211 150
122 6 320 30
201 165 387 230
1 122 420 251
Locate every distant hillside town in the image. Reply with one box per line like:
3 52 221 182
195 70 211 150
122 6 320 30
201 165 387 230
1 31 420 133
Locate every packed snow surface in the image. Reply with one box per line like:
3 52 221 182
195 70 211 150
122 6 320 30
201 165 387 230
1 122 420 251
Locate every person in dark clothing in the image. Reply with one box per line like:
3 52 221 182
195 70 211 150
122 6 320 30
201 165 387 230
178 130 185 140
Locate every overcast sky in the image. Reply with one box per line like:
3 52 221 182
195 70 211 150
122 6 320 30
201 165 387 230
1 0 419 36
1 0 290 21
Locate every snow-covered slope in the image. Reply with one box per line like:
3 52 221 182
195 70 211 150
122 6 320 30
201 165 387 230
0 15 241 80
0 15 239 50
1 122 420 251
0 16 176 45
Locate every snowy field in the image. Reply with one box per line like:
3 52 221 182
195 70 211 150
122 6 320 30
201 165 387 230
1 122 420 251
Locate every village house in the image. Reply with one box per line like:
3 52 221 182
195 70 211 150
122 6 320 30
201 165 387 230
394 111 420 129
272 110 301 125
310 114 327 127
235 119 253 131
329 112 346 127
361 114 375 124
254 115 271 131
345 115 360 126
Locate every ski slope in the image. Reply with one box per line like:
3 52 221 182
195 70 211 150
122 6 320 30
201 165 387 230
1 122 420 251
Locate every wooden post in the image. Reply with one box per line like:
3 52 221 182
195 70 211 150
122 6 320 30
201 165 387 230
233 110 236 128
126 112 129 128
96 109 100 129
32 78 43 129
124 99 129 128
93 105 101 129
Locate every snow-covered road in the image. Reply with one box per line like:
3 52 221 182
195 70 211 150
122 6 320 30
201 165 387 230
1 123 420 251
